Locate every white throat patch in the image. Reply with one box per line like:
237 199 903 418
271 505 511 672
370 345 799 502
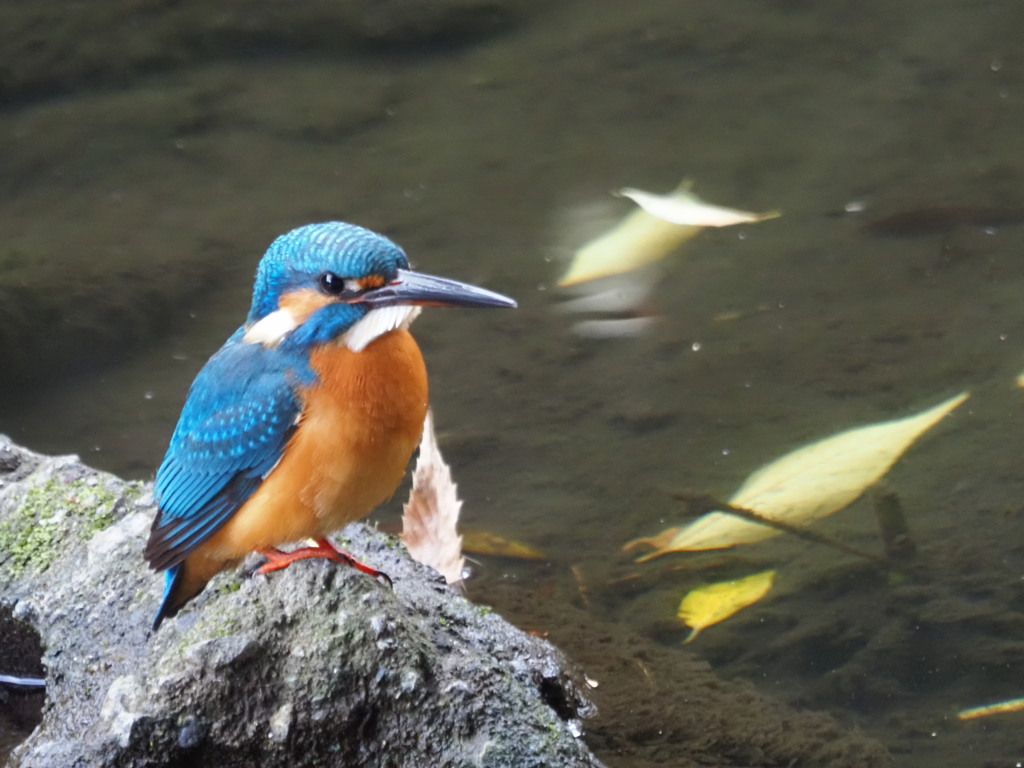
242 308 298 346
341 305 422 352
242 304 421 350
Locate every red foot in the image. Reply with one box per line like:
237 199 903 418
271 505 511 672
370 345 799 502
256 538 392 587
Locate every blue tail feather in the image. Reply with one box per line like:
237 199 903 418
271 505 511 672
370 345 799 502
153 564 184 631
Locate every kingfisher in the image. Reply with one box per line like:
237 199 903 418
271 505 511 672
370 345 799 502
144 222 515 630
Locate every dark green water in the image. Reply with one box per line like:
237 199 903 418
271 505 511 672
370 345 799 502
3 1 1024 765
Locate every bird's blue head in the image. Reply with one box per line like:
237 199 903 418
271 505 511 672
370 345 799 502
243 222 515 351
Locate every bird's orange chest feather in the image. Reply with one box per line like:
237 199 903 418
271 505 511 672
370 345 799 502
304 329 428 453
294 328 429 522
207 329 428 556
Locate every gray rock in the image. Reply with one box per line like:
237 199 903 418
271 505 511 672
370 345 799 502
0 436 601 768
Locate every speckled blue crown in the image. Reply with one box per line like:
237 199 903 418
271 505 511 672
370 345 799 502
248 222 409 321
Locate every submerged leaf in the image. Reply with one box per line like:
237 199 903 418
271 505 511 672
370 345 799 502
635 392 969 558
401 410 465 584
622 526 683 554
678 570 776 642
618 186 781 227
461 529 546 560
957 696 1024 720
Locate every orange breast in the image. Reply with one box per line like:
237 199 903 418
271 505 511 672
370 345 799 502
203 329 428 561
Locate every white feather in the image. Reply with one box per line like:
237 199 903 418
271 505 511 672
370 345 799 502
243 308 298 346
242 303 421 351
341 305 422 352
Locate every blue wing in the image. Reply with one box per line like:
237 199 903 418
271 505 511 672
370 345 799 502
144 329 311 571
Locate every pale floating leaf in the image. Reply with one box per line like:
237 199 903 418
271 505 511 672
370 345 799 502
558 181 780 286
401 410 465 585
557 181 704 286
618 186 781 227
678 569 776 642
637 391 969 557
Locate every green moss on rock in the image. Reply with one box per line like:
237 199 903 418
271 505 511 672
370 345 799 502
0 478 65 576
0 473 124 578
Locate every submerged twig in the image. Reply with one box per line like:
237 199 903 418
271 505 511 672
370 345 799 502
670 490 896 569
570 564 591 608
871 486 917 560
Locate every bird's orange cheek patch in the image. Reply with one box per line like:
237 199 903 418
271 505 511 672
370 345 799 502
279 288 335 324
357 275 387 290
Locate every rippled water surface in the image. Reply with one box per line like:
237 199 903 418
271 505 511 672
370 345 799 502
3 1 1024 765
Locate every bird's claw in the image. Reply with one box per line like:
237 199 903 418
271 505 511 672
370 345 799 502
255 539 393 588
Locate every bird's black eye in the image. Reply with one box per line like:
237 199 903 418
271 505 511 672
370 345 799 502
318 272 347 296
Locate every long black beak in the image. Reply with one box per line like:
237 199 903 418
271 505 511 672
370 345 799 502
363 269 517 309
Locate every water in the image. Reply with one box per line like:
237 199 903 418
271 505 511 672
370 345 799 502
3 0 1024 765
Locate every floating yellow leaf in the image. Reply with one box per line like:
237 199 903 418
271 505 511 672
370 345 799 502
957 696 1024 720
678 570 775 642
635 392 969 558
618 187 781 227
461 529 546 560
